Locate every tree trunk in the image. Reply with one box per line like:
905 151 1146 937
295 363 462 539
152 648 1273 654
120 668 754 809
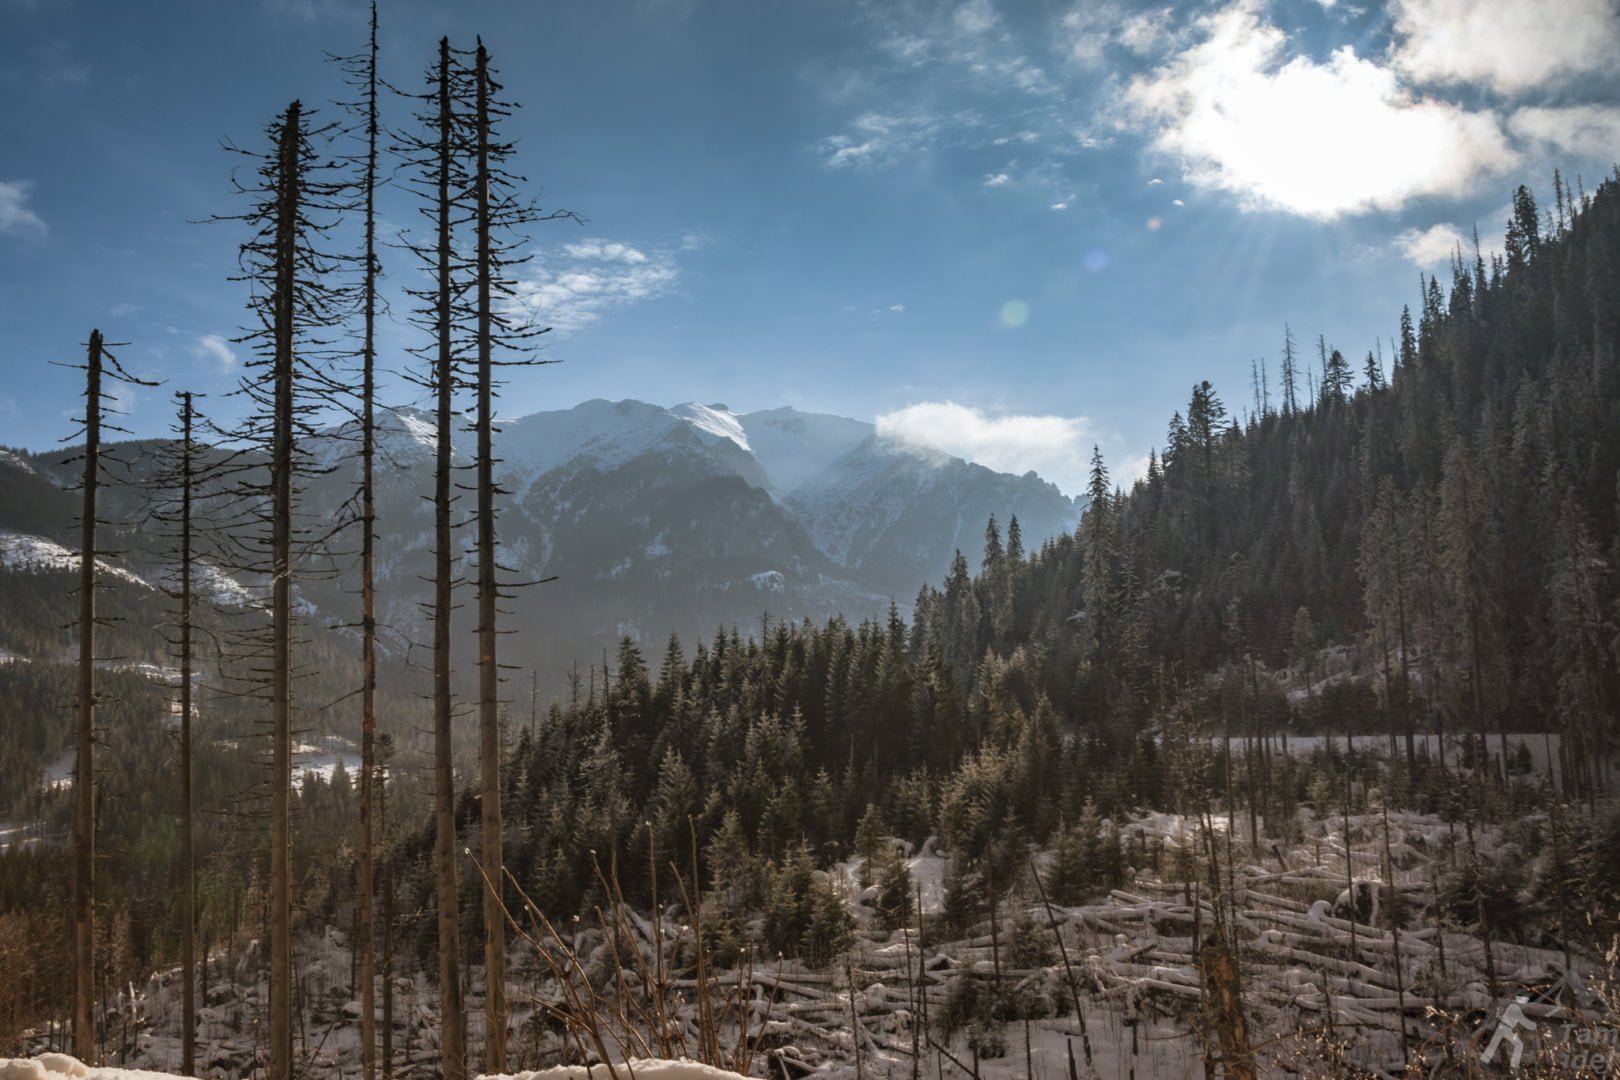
180 392 197 1077
269 99 303 1080
357 9 381 1080
73 329 103 1063
431 38 468 1080
473 42 507 1075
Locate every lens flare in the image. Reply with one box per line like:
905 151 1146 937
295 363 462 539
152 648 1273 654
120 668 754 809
999 299 1030 328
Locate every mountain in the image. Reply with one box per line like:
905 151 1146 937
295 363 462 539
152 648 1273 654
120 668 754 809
0 400 1080 683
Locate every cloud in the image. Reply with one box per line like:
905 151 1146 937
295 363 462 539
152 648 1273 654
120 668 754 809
1509 104 1620 159
816 111 946 169
510 238 678 335
818 1 1058 175
1391 0 1620 95
1117 0 1515 219
889 303 906 313
563 239 649 264
876 401 1103 495
1394 222 1466 266
0 180 46 238
953 0 998 36
982 172 1011 187
105 382 140 417
1061 3 1177 68
192 333 237 371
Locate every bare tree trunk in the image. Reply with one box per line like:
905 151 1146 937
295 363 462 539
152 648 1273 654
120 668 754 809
380 749 395 1080
73 329 103 1063
357 9 381 1080
431 38 468 1080
269 100 303 1080
473 42 507 1075
179 391 198 1077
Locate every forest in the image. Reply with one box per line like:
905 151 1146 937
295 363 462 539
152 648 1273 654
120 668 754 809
1 8 1619 1080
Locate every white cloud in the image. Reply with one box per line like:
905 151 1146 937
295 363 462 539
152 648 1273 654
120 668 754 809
889 303 906 313
953 0 998 36
1118 0 1516 219
1509 104 1620 159
510 238 678 335
562 240 649 264
1061 3 1177 68
816 111 945 169
1050 201 1069 210
0 180 46 238
105 382 140 417
1394 222 1466 266
192 333 237 371
876 401 1102 495
983 172 1011 187
1391 0 1620 95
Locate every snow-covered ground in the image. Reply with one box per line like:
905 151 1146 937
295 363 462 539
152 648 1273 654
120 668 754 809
1214 731 1571 786
0 1054 191 1080
0 1057 755 1080
0 818 48 852
291 734 361 789
13 803 1612 1079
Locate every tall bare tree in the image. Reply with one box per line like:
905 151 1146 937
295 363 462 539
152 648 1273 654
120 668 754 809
215 97 350 1080
428 39 468 1080
472 42 507 1069
334 7 385 1077
175 391 201 1076
71 330 103 1064
467 41 573 1068
62 329 149 1063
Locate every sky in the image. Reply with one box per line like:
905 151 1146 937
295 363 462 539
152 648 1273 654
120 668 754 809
2 0 1617 496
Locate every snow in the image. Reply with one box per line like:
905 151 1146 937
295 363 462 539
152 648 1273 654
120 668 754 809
1214 731 1568 786
152 560 257 609
748 569 785 593
14 800 1606 1080
734 407 871 497
670 403 751 454
0 818 46 851
482 1060 751 1080
292 734 361 789
0 448 36 475
0 1056 183 1080
0 530 151 589
0 1058 751 1080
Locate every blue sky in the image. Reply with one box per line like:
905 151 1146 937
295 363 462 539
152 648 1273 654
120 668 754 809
2 0 1617 494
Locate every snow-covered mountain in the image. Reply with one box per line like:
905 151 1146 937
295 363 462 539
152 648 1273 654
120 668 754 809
1 400 1081 680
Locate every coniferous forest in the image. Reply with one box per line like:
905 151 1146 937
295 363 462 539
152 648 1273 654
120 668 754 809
2 7 1620 1080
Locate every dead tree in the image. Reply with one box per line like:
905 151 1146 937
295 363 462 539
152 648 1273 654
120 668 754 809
72 330 103 1064
61 330 149 1062
391 38 473 1079
333 8 385 1077
468 38 573 1071
143 390 209 1075
213 98 351 1080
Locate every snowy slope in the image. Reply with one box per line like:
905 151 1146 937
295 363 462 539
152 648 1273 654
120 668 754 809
0 530 152 589
734 406 872 497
